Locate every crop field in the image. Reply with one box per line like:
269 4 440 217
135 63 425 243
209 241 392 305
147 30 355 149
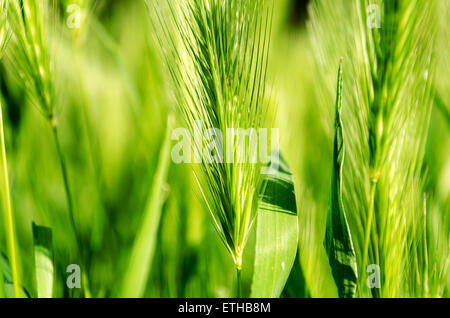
0 0 448 298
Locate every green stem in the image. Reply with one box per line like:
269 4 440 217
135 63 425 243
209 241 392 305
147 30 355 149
0 100 21 297
236 267 242 298
51 116 92 297
50 120 80 248
362 183 376 270
362 180 381 298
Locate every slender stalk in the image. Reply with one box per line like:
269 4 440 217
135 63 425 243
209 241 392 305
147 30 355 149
236 267 242 298
51 118 92 297
50 117 79 246
362 183 376 272
51 116 93 297
0 99 21 298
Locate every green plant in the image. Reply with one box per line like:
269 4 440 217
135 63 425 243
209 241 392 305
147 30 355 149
324 61 358 298
251 151 299 298
120 116 174 298
7 0 79 250
32 223 54 298
0 0 22 298
310 0 445 297
0 0 8 56
148 0 272 295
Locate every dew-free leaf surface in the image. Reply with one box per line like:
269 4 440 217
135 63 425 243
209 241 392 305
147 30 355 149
251 151 299 298
120 116 174 298
323 63 358 298
32 222 54 298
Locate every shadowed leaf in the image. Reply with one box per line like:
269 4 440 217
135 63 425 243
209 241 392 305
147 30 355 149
251 150 299 298
324 62 358 298
0 252 29 298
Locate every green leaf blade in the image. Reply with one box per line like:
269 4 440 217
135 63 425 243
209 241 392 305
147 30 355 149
324 62 358 298
32 222 54 298
119 115 174 298
1 252 29 298
251 151 299 298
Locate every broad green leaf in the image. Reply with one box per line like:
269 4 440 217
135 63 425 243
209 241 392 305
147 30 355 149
32 222 54 298
0 252 29 298
251 150 299 298
120 115 174 297
324 62 358 298
282 253 310 298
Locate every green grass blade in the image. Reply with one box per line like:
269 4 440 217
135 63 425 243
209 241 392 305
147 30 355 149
0 252 29 298
0 98 21 298
0 0 19 299
32 222 54 298
119 115 174 298
0 251 5 298
251 150 299 298
433 89 450 128
324 62 358 298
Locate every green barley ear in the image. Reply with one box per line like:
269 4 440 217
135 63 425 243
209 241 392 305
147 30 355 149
324 61 358 298
7 0 81 260
7 0 57 118
32 223 54 298
148 0 272 272
310 0 439 297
